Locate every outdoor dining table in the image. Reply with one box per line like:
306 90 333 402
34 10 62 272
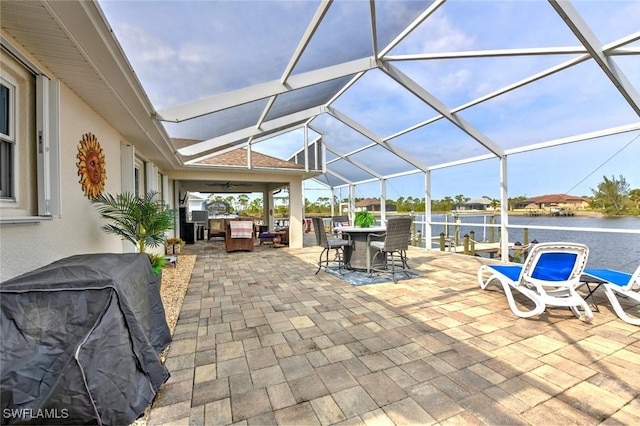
336 226 386 271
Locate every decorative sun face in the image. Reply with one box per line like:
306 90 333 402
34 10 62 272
76 133 106 198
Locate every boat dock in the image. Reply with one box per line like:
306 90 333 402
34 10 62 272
433 234 528 260
448 241 501 254
523 209 575 217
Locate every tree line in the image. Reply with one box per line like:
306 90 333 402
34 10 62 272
206 194 287 217
208 175 639 217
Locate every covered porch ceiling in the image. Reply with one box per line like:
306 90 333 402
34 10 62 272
178 180 285 195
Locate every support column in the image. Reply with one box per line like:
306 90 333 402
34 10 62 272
330 188 336 217
499 156 509 262
266 190 275 230
380 179 386 223
288 178 304 248
425 171 432 250
349 185 356 220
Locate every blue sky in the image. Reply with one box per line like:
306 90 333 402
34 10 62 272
98 0 640 202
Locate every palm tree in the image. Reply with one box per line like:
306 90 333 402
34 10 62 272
224 195 236 213
91 191 175 253
454 194 469 206
441 196 456 212
249 198 263 215
591 175 630 214
237 194 250 213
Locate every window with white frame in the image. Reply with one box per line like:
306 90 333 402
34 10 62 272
0 78 15 198
0 44 60 219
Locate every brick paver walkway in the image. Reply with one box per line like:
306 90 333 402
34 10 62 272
148 241 639 425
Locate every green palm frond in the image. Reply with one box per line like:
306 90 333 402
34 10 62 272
91 191 175 252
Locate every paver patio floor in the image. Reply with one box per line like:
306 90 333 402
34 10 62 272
148 239 639 425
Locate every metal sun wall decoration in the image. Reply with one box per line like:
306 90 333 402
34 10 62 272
76 132 106 198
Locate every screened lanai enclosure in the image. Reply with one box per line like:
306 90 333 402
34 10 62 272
99 0 640 261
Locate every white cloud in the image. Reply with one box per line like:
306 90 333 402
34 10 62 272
115 22 176 63
403 13 476 53
176 42 216 64
438 68 473 93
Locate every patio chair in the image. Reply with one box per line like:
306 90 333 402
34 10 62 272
208 218 226 240
581 264 640 325
311 217 351 274
367 216 413 283
331 215 350 239
225 221 255 252
332 215 350 228
477 242 593 322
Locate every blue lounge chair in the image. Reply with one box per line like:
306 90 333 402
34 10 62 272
478 242 592 322
581 265 640 325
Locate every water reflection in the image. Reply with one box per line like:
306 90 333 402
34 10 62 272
420 215 640 273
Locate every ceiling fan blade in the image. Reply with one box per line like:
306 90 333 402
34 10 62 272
203 182 252 189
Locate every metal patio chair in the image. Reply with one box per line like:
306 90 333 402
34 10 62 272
311 217 351 274
367 216 413 283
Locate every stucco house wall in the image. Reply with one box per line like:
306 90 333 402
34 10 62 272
0 37 162 281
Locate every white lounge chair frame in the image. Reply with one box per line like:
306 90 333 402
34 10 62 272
478 242 593 322
581 265 640 325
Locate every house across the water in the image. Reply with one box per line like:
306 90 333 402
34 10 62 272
456 197 493 211
356 198 397 212
513 194 590 212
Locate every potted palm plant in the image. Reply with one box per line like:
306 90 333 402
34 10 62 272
354 210 375 228
91 191 175 278
165 237 185 255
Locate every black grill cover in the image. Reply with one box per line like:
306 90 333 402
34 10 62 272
0 253 171 425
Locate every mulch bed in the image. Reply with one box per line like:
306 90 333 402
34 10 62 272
131 254 196 426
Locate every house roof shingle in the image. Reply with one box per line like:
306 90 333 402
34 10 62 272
463 197 492 205
356 198 382 207
525 194 589 203
172 140 304 170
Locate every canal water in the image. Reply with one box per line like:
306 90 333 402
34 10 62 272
418 214 640 274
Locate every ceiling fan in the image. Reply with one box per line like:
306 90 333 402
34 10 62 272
207 181 251 191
